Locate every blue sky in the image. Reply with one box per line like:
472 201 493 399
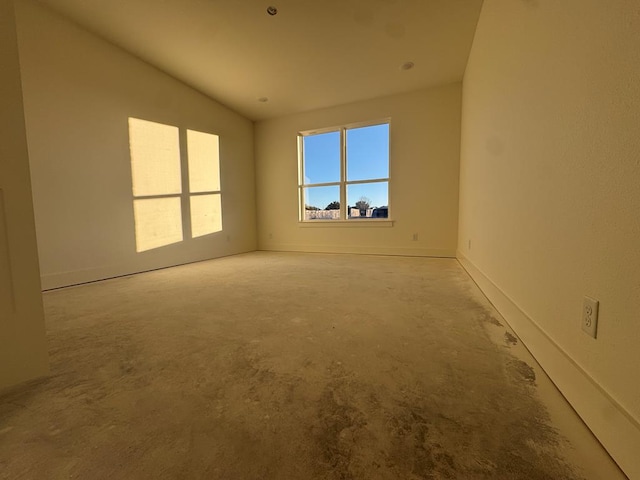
302 124 389 209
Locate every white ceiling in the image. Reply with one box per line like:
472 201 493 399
36 0 484 121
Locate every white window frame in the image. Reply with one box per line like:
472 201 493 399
297 118 391 224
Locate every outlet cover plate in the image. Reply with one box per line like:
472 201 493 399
582 296 599 338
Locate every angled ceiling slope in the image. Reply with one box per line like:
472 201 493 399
35 0 483 121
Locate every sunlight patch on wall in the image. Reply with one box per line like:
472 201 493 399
129 118 184 252
187 130 220 193
191 194 222 238
187 129 222 237
129 119 223 252
129 118 181 196
133 197 183 252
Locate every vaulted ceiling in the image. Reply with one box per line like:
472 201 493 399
36 0 484 120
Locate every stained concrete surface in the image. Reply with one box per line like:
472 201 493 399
0 252 626 479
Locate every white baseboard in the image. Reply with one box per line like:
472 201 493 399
40 249 256 290
457 252 640 480
41 264 135 290
259 243 455 258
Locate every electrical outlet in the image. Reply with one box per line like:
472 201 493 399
582 296 599 338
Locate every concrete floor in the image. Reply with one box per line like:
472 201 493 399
0 252 626 479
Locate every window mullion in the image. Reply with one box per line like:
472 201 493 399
345 178 389 186
301 181 341 188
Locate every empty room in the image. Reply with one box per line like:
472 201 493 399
1 0 639 478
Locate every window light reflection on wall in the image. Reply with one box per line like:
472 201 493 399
129 118 183 252
187 129 223 238
128 118 223 253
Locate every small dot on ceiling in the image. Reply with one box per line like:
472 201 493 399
400 61 415 71
258 97 269 103
266 6 278 16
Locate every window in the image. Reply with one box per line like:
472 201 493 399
298 120 389 221
129 118 222 252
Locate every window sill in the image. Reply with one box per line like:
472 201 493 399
298 220 394 228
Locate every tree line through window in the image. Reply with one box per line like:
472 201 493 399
298 121 389 221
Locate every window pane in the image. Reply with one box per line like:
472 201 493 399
303 185 340 220
346 123 389 181
133 197 183 252
302 131 340 185
191 194 222 238
187 130 220 193
347 182 389 219
129 118 182 196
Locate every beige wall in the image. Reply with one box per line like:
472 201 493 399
15 0 257 289
0 0 48 389
459 0 640 476
255 84 461 256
